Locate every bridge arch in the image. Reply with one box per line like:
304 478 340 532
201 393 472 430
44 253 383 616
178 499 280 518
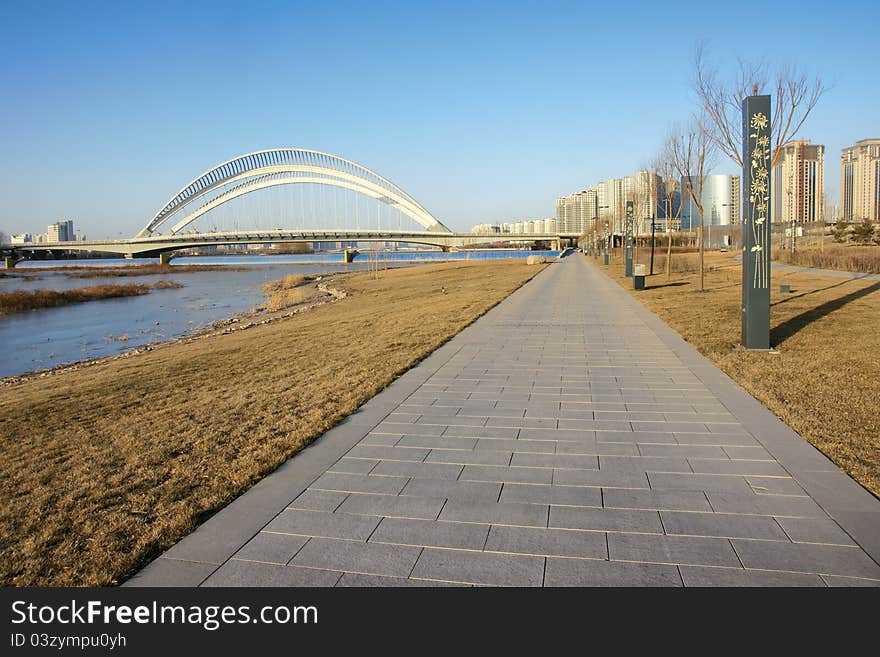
137 148 449 237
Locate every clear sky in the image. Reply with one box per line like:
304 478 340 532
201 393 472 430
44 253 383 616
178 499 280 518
1 0 877 237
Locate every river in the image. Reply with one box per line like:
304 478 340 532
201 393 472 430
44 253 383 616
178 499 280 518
1 250 553 378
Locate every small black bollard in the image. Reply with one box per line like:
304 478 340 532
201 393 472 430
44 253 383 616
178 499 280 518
633 264 646 290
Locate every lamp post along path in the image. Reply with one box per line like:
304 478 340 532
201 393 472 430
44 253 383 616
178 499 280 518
741 94 772 349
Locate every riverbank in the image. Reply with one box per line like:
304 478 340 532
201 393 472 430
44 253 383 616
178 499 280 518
0 260 546 586
0 281 181 316
592 251 880 498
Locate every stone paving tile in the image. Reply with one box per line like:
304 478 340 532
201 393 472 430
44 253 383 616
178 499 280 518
553 468 651 489
746 476 806 495
202 560 342 587
234 532 309 564
411 548 545 586
485 525 608 559
731 540 880 579
336 493 446 520
550 506 663 534
310 472 409 495
820 575 880 587
678 566 824 587
638 444 729 459
599 455 692 473
705 492 825 518
370 517 490 550
400 478 502 501
602 489 713 513
289 489 348 511
425 448 513 465
442 425 521 439
264 509 380 540
774 517 857 546
647 472 755 494
328 458 378 474
608 533 741 567
511 453 599 470
474 438 557 453
347 445 430 461
398 435 478 450
461 464 554 485
336 573 464 587
291 538 423 578
660 511 788 541
370 459 464 480
544 557 682 587
500 483 602 507
688 458 790 477
440 500 549 527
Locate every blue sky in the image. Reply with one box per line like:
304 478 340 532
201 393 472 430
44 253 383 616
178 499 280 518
1 0 877 237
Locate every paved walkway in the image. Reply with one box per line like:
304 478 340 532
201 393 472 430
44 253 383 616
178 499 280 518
129 255 880 587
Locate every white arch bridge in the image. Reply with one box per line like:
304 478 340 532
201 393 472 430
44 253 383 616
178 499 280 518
4 149 573 263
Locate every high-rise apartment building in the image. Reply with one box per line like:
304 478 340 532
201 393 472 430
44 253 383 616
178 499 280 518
46 219 74 242
840 138 880 222
772 139 825 223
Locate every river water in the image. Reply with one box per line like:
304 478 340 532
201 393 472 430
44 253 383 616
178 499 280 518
1 250 552 378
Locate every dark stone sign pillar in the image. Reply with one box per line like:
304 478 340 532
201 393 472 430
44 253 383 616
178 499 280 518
624 200 634 277
741 95 771 349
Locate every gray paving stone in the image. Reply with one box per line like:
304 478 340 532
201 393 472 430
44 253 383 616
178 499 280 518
731 540 880 579
461 464 554 485
474 438 555 453
679 566 824 587
485 525 607 559
440 499 549 527
264 509 380 540
328 457 378 474
550 506 663 534
519 427 596 442
310 472 409 495
425 448 513 465
336 573 463 587
442 425 521 439
397 435 477 450
348 445 430 461
647 472 754 494
401 478 502 501
688 458 789 476
511 453 599 470
638 444 728 459
289 489 348 512
336 493 446 520
234 532 309 564
599 455 692 473
291 537 422 578
125 558 216 587
660 511 788 540
411 548 545 586
820 575 880 587
746 476 805 495
370 517 490 550
773 517 858 546
202 560 342 587
705 492 824 518
371 459 463 480
602 489 713 512
609 533 741 567
674 433 759 446
500 483 602 507
544 557 682 587
553 468 651 489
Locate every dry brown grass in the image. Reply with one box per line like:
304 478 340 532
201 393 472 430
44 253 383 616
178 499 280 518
593 252 880 498
774 244 880 274
259 274 313 312
0 284 151 315
0 260 544 586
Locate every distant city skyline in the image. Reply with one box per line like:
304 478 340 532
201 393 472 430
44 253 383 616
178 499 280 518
1 1 878 239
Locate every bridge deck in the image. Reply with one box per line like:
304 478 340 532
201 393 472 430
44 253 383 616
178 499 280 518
128 255 880 587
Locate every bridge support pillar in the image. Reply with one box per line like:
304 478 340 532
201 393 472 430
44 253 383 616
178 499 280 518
158 252 173 266
343 249 358 264
3 256 19 269
553 240 561 251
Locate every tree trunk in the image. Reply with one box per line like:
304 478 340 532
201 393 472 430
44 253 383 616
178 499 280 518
698 219 705 291
666 230 672 278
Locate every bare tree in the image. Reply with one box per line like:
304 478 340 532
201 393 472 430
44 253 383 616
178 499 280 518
694 44 825 167
664 118 716 291
652 155 683 278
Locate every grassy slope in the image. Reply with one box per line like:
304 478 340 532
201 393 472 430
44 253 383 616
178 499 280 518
0 261 544 586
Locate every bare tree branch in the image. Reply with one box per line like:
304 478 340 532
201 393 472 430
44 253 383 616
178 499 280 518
694 44 825 167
